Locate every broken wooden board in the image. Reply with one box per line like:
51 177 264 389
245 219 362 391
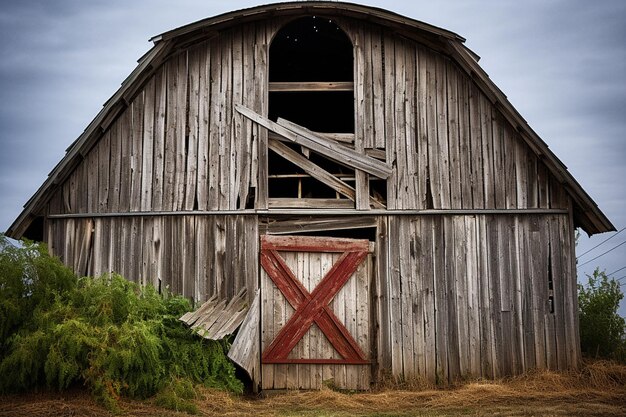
180 287 249 340
268 138 385 209
235 104 391 179
228 288 260 388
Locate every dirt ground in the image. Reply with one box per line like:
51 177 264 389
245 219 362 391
2 361 625 417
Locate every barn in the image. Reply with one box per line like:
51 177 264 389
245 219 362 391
6 1 614 390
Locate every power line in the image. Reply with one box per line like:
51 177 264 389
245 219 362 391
608 266 626 277
577 227 626 259
577 240 626 268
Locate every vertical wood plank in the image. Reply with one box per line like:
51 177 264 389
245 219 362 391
503 124 517 209
383 33 397 209
446 63 462 209
371 28 385 149
515 137 528 209
208 37 221 210
492 113 505 209
434 216 449 382
219 31 233 210
152 66 167 211
197 42 210 211
175 53 189 211
354 25 369 210
434 55 451 209
457 71 473 209
231 28 245 210
394 39 407 210
415 47 428 209
141 77 155 211
404 43 418 209
130 93 144 212
108 121 121 212
468 83 484 208
425 50 440 210
163 57 177 212
375 216 391 379
119 107 132 212
399 217 414 376
478 215 494 378
87 143 99 213
480 95 495 209
421 216 436 382
185 47 201 211
254 25 268 209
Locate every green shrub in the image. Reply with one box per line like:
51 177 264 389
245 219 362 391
578 268 626 361
0 234 243 412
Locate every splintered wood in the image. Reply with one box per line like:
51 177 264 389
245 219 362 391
180 287 249 340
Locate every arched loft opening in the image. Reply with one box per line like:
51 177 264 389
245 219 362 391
267 16 359 205
268 16 354 132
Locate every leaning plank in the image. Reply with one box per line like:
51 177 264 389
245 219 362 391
180 294 219 324
268 139 385 209
278 118 392 179
228 289 261 384
180 287 250 340
235 104 391 179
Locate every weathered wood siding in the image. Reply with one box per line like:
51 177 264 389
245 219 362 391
378 214 579 382
46 20 281 215
47 215 258 303
44 17 568 216
343 20 568 211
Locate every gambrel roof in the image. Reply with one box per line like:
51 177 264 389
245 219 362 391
6 1 614 237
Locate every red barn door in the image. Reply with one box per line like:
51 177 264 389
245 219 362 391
260 235 372 390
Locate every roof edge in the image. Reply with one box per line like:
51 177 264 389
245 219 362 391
149 1 466 44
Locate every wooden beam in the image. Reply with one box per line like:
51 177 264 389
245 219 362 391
269 81 354 92
235 104 391 179
260 216 378 235
268 139 385 209
277 117 392 179
268 198 354 209
45 208 571 219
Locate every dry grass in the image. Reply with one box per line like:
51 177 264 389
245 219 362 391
2 360 626 417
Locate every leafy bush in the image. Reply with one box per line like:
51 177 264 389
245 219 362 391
578 268 626 361
0 234 242 412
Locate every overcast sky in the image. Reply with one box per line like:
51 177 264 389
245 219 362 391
1 1 625 313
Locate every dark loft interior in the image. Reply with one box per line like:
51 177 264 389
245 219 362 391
268 16 354 132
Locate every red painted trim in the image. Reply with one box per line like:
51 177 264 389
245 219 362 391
260 237 370 365
261 234 369 253
264 358 369 365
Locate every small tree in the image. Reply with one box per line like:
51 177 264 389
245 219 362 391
578 268 626 359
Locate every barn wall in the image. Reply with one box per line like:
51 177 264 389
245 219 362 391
46 19 282 215
47 215 258 303
378 213 580 382
38 13 583 387
343 20 568 211
44 16 569 217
